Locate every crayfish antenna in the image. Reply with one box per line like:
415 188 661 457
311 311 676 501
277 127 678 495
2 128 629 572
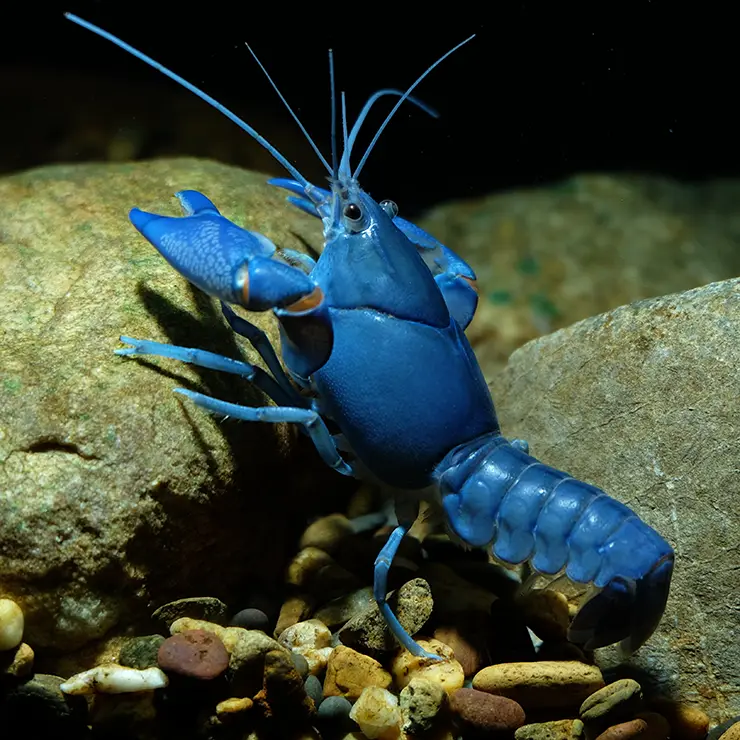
64 13 313 190
353 34 476 179
243 41 332 176
329 49 339 181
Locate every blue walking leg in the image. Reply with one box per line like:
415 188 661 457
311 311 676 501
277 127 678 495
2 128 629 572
219 302 305 403
116 335 297 407
174 388 355 476
373 524 441 660
117 337 352 474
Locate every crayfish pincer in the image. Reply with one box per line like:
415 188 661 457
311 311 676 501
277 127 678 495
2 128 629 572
66 13 674 660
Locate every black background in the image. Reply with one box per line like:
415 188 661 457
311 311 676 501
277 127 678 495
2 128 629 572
1 3 736 215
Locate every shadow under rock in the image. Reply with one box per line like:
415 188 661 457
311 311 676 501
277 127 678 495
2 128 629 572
123 282 357 617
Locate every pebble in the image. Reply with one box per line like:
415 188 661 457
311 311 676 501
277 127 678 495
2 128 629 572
518 589 571 642
323 645 392 700
119 634 165 670
400 677 447 735
580 679 643 729
450 687 526 735
594 719 648 740
349 687 402 740
305 674 324 707
253 649 316 729
391 638 465 694
216 696 254 721
434 620 486 676
314 587 375 629
151 596 228 629
287 547 361 598
286 622 331 652
60 664 169 694
473 661 605 709
276 594 316 637
300 513 354 554
0 597 24 651
157 629 230 680
291 650 310 678
230 607 270 632
317 695 355 736
278 618 333 672
710 717 740 740
339 578 434 653
719 722 740 740
169 616 287 696
649 698 710 740
0 641 34 678
516 719 585 740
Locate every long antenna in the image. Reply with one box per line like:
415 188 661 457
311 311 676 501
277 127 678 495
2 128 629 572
64 13 311 188
354 34 476 179
329 50 339 180
244 41 332 175
339 90 438 179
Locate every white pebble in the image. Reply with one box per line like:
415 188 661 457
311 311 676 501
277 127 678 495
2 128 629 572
279 619 333 674
60 664 169 695
0 598 24 652
278 619 332 650
350 686 401 739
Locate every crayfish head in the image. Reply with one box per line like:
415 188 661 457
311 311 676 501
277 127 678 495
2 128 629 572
567 553 674 656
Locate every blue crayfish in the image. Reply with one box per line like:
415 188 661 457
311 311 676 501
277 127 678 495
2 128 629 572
66 14 674 660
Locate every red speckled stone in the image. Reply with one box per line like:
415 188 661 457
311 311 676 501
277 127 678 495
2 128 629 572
451 687 526 734
157 629 229 680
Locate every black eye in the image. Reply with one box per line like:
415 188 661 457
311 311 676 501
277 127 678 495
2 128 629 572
380 199 398 218
343 203 362 222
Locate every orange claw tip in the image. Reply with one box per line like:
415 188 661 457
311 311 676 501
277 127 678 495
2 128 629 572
285 286 324 314
240 269 250 306
462 276 479 294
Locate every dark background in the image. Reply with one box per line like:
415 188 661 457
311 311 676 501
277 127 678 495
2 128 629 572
1 3 736 215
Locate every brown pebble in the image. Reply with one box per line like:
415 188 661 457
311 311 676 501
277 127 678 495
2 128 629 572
595 719 648 740
216 696 254 721
299 514 353 554
253 649 315 728
323 645 392 701
719 724 740 740
450 688 526 734
650 698 710 740
516 719 585 740
274 594 315 638
473 661 605 709
434 618 486 676
518 589 571 642
580 679 643 727
392 639 465 694
0 642 34 678
157 629 229 680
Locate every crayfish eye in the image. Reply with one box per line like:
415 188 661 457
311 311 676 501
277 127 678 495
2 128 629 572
343 202 363 222
380 199 398 218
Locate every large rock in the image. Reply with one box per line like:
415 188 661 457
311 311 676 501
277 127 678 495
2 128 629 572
491 278 740 723
421 175 740 378
0 159 351 652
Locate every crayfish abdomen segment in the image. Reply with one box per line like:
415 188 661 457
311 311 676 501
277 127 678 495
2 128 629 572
436 435 674 652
